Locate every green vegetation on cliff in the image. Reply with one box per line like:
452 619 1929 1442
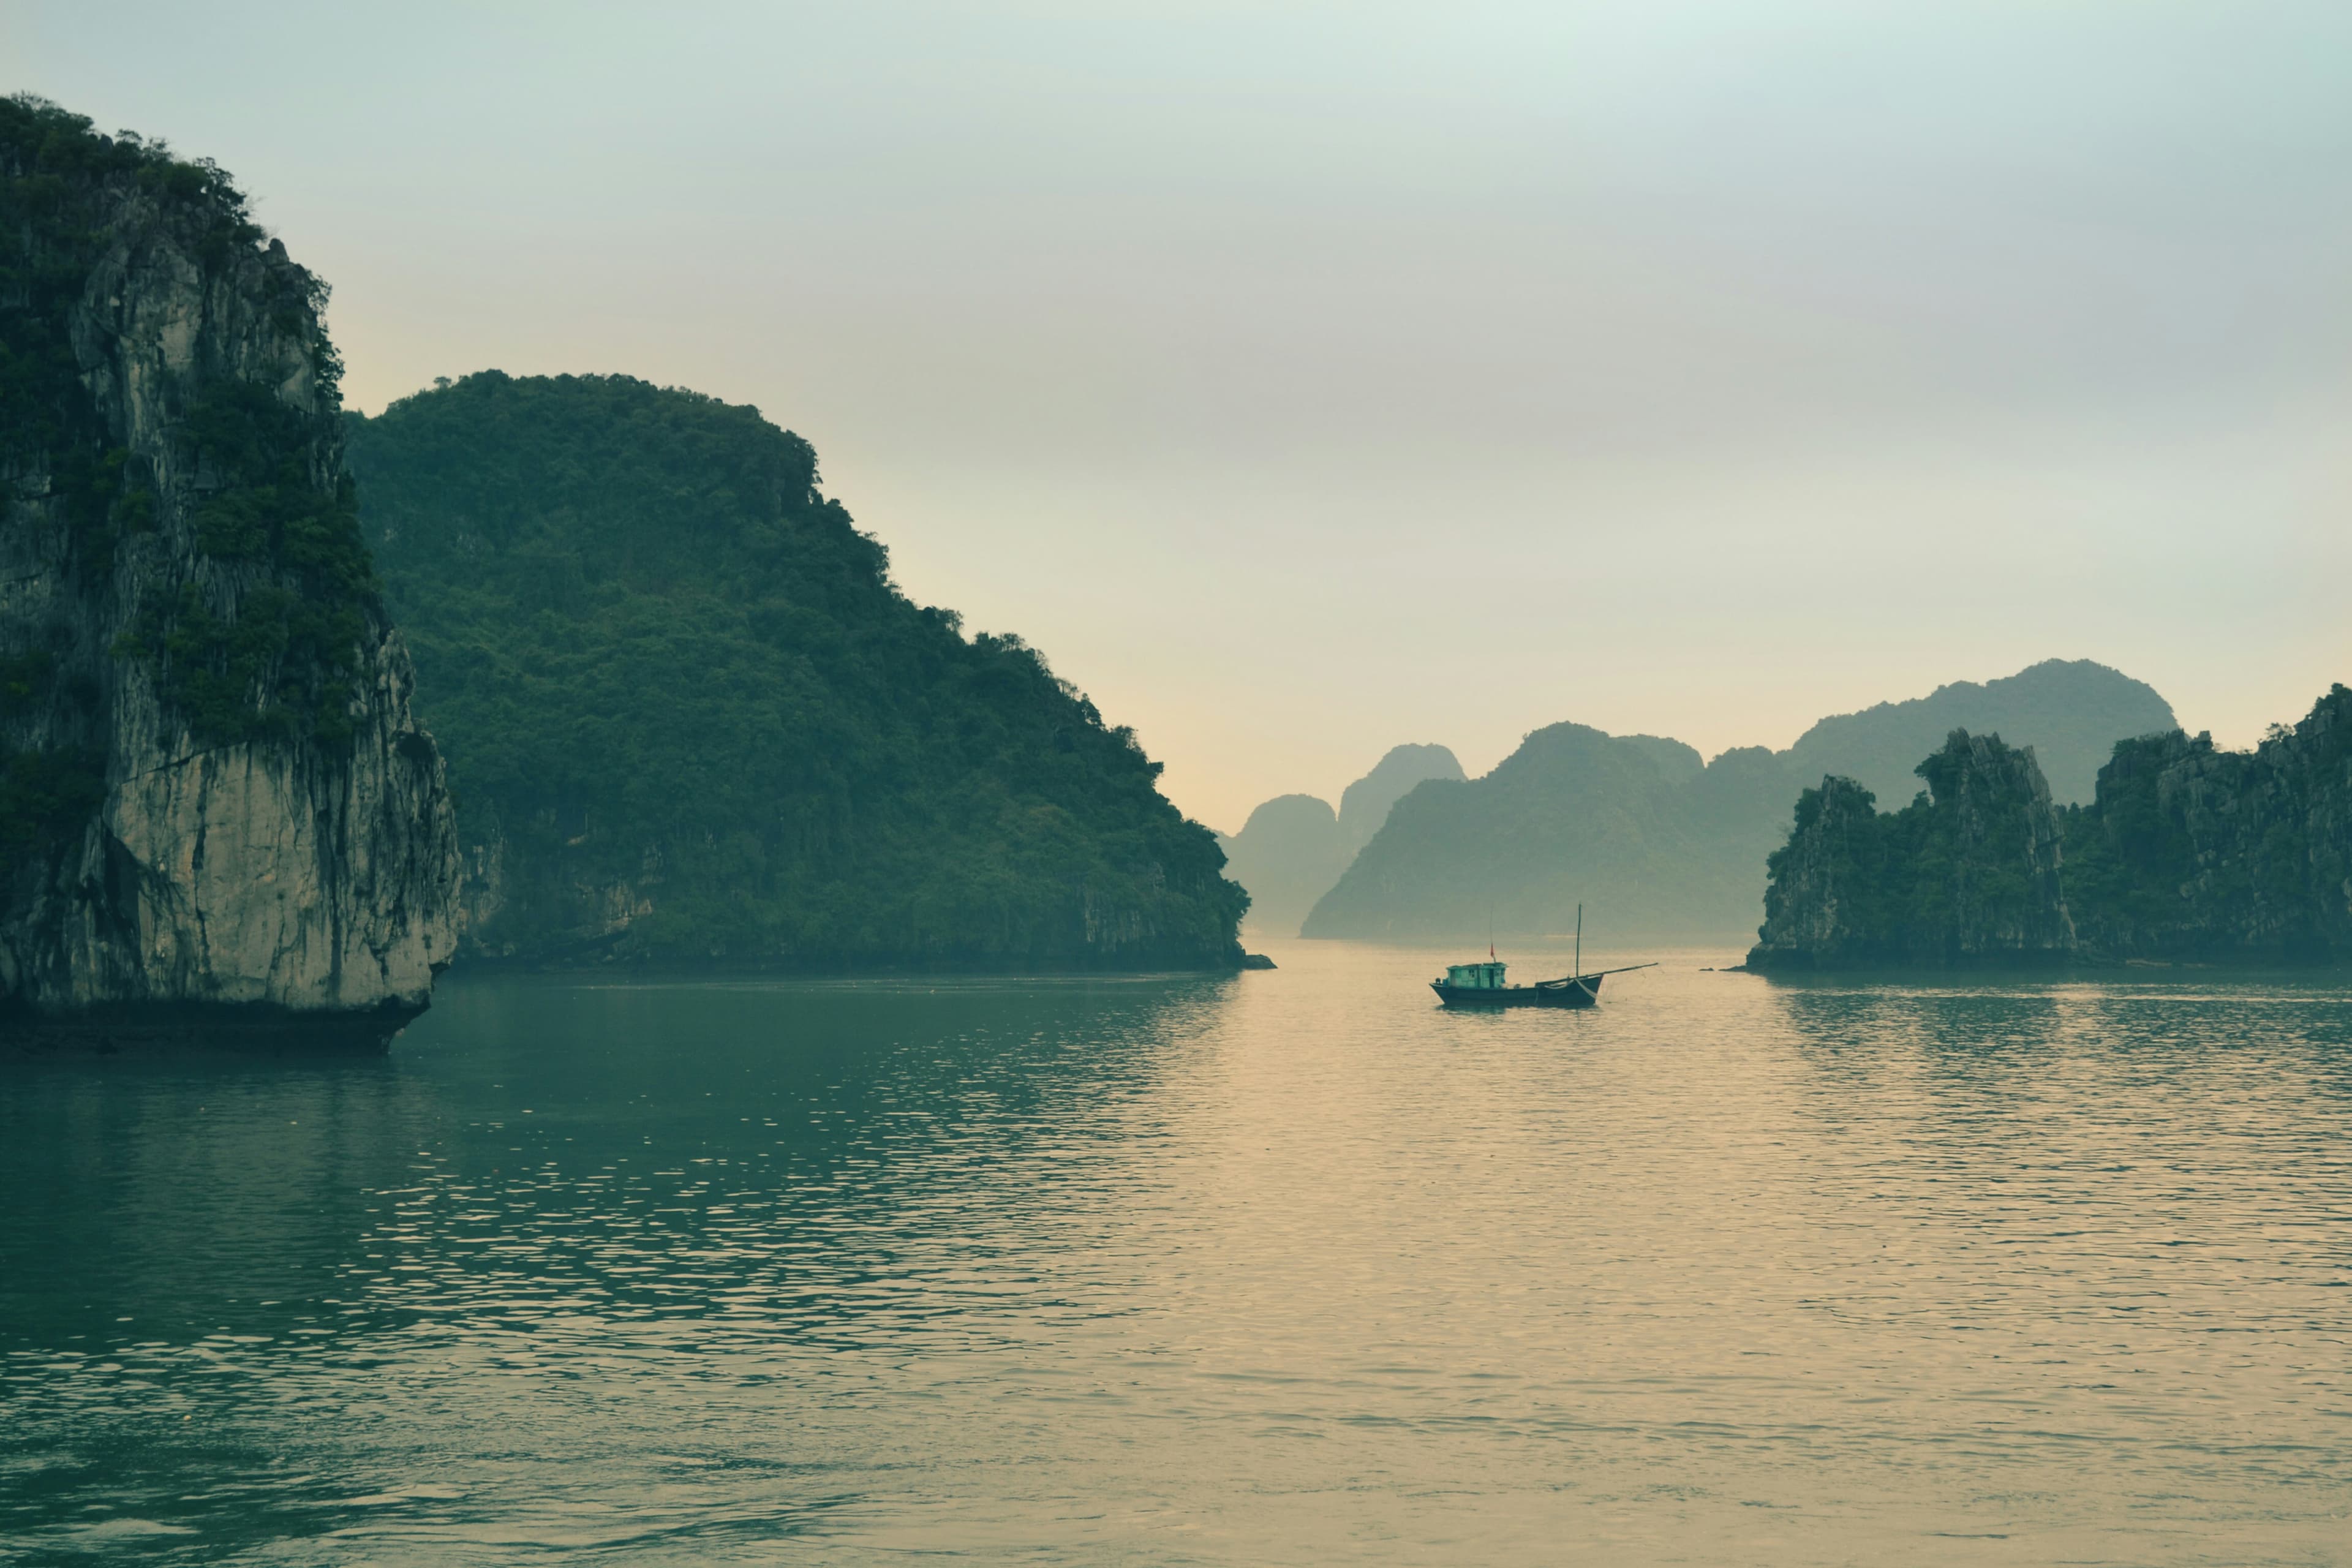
1752 732 2073 968
115 382 377 746
344 372 1243 969
2059 687 2352 960
2 94 376 752
1751 687 2352 968
2 94 257 491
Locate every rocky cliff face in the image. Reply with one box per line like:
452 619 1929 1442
1747 729 2073 969
1740 775 1883 968
1749 691 2352 970
1 98 458 1044
2065 687 2352 962
1913 729 2076 961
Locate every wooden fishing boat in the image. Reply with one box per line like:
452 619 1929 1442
1430 904 1656 1008
1428 959 1654 1008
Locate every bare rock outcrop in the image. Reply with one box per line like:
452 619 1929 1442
1 98 458 1046
2066 687 2352 962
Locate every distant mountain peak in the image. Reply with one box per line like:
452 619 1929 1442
1339 744 1464 850
1220 743 1465 938
1784 658 2176 806
1303 658 2179 943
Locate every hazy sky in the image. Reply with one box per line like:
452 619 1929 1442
12 1 2350 830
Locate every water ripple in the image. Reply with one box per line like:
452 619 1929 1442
3 953 2350 1563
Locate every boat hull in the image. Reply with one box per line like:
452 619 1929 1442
1431 975 1602 1008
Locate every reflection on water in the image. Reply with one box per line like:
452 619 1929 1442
4 949 2350 1564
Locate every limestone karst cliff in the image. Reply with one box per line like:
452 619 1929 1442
1746 730 2074 969
0 97 458 1044
1747 688 2352 969
2062 686 2352 962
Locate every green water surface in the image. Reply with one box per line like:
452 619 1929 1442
4 944 2350 1564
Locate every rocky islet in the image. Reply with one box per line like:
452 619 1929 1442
0 97 459 1047
1748 686 2352 969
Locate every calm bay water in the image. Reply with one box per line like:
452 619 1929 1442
4 943 2350 1565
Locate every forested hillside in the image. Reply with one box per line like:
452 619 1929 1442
344 372 1243 969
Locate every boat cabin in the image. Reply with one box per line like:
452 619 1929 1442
1444 961 1507 990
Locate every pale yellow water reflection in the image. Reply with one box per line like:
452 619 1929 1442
3 943 2349 1564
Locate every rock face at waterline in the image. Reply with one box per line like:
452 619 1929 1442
1747 687 2352 969
0 97 459 1044
1747 731 2075 969
2062 687 2352 962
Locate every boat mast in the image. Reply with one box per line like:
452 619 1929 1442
1575 903 1582 979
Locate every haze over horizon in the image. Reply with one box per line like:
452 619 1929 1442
12 0 2347 831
